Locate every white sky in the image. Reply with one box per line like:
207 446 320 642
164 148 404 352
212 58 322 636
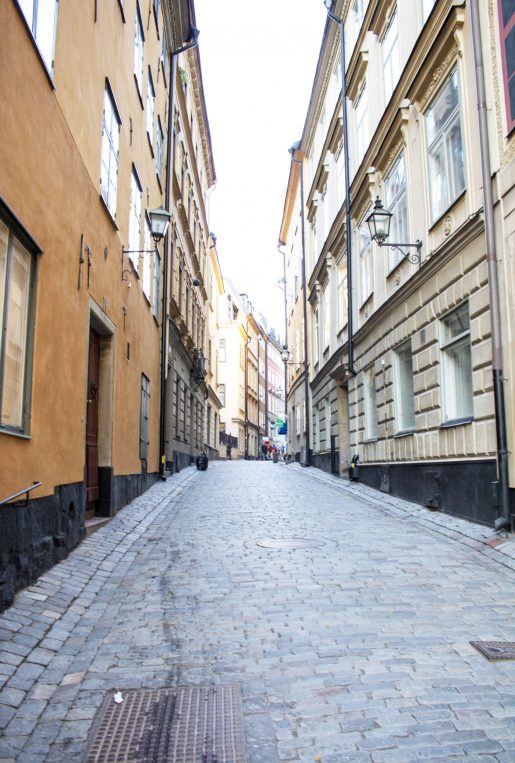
194 0 326 340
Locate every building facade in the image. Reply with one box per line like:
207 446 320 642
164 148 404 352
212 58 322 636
280 0 515 526
0 0 205 609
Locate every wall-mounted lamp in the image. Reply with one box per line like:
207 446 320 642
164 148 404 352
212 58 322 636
281 347 298 365
366 197 422 264
122 206 171 281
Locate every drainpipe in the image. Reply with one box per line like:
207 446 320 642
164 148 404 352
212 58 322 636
159 28 200 479
470 0 510 531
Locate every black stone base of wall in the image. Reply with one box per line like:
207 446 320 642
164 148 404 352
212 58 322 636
0 470 159 612
357 460 499 527
312 451 339 475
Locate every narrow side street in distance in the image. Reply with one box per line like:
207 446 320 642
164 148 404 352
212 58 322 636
1 461 515 763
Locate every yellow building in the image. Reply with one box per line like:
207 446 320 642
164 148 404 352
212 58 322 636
0 0 197 608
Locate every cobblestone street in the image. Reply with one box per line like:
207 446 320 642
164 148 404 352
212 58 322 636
1 461 515 763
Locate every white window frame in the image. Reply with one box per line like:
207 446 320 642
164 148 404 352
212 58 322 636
323 398 331 448
323 284 331 352
364 366 378 441
0 210 39 435
156 118 164 178
440 303 473 423
313 308 320 365
337 261 348 331
358 214 373 305
18 0 59 74
100 84 120 219
382 11 399 104
146 69 155 141
153 250 160 318
143 216 152 300
134 4 144 96
425 67 466 222
128 169 142 271
394 340 415 433
384 152 408 272
355 83 368 168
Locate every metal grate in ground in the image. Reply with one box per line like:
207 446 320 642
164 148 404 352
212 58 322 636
470 641 515 660
85 685 247 762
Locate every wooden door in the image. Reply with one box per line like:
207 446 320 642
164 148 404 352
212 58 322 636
86 329 100 516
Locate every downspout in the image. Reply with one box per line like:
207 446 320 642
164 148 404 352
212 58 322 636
470 0 510 531
159 28 199 479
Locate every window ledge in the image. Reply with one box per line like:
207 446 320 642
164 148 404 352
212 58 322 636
117 0 125 22
440 416 473 429
147 132 155 156
0 427 31 440
394 428 415 438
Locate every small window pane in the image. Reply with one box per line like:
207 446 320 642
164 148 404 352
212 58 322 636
394 341 415 431
2 239 31 428
442 302 469 342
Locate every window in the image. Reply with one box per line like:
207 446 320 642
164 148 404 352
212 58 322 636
385 153 408 271
0 212 38 434
156 118 164 178
161 27 168 82
347 0 368 55
313 308 320 365
128 169 142 270
394 341 415 432
296 404 301 437
153 251 160 318
100 84 120 219
324 398 331 448
140 374 150 460
382 11 399 103
146 70 155 142
355 84 368 168
440 303 473 422
363 366 378 440
337 261 348 330
425 68 465 221
219 383 225 407
142 216 152 300
134 5 144 96
314 405 321 451
153 0 160 21
358 215 373 305
18 0 58 73
323 285 330 352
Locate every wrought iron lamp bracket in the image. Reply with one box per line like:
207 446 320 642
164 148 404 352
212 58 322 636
377 240 422 265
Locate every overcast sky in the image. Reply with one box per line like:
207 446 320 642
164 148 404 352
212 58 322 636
194 0 326 339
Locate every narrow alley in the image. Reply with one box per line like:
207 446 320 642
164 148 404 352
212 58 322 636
1 462 515 763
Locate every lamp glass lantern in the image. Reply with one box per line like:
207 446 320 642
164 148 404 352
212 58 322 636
366 197 392 244
281 347 290 363
149 206 171 242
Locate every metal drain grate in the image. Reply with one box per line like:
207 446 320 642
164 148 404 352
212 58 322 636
470 641 515 660
256 537 324 550
85 686 247 763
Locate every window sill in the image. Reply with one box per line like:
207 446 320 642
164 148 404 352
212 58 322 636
394 428 415 438
428 189 466 231
0 427 31 440
99 194 119 231
147 132 154 157
440 416 473 429
117 0 125 22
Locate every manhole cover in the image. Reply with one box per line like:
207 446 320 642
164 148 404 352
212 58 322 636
470 641 515 660
256 537 324 550
85 685 247 762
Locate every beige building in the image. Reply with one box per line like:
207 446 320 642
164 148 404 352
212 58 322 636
280 0 515 527
163 42 219 472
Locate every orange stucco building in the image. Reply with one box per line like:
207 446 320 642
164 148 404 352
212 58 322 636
0 0 197 608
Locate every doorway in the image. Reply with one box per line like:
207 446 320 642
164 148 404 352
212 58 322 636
86 328 100 518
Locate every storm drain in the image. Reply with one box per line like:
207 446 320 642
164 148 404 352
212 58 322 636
85 686 247 763
470 641 515 660
256 537 325 550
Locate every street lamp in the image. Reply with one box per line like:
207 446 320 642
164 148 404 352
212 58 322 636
323 0 355 376
366 196 422 264
122 206 171 280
